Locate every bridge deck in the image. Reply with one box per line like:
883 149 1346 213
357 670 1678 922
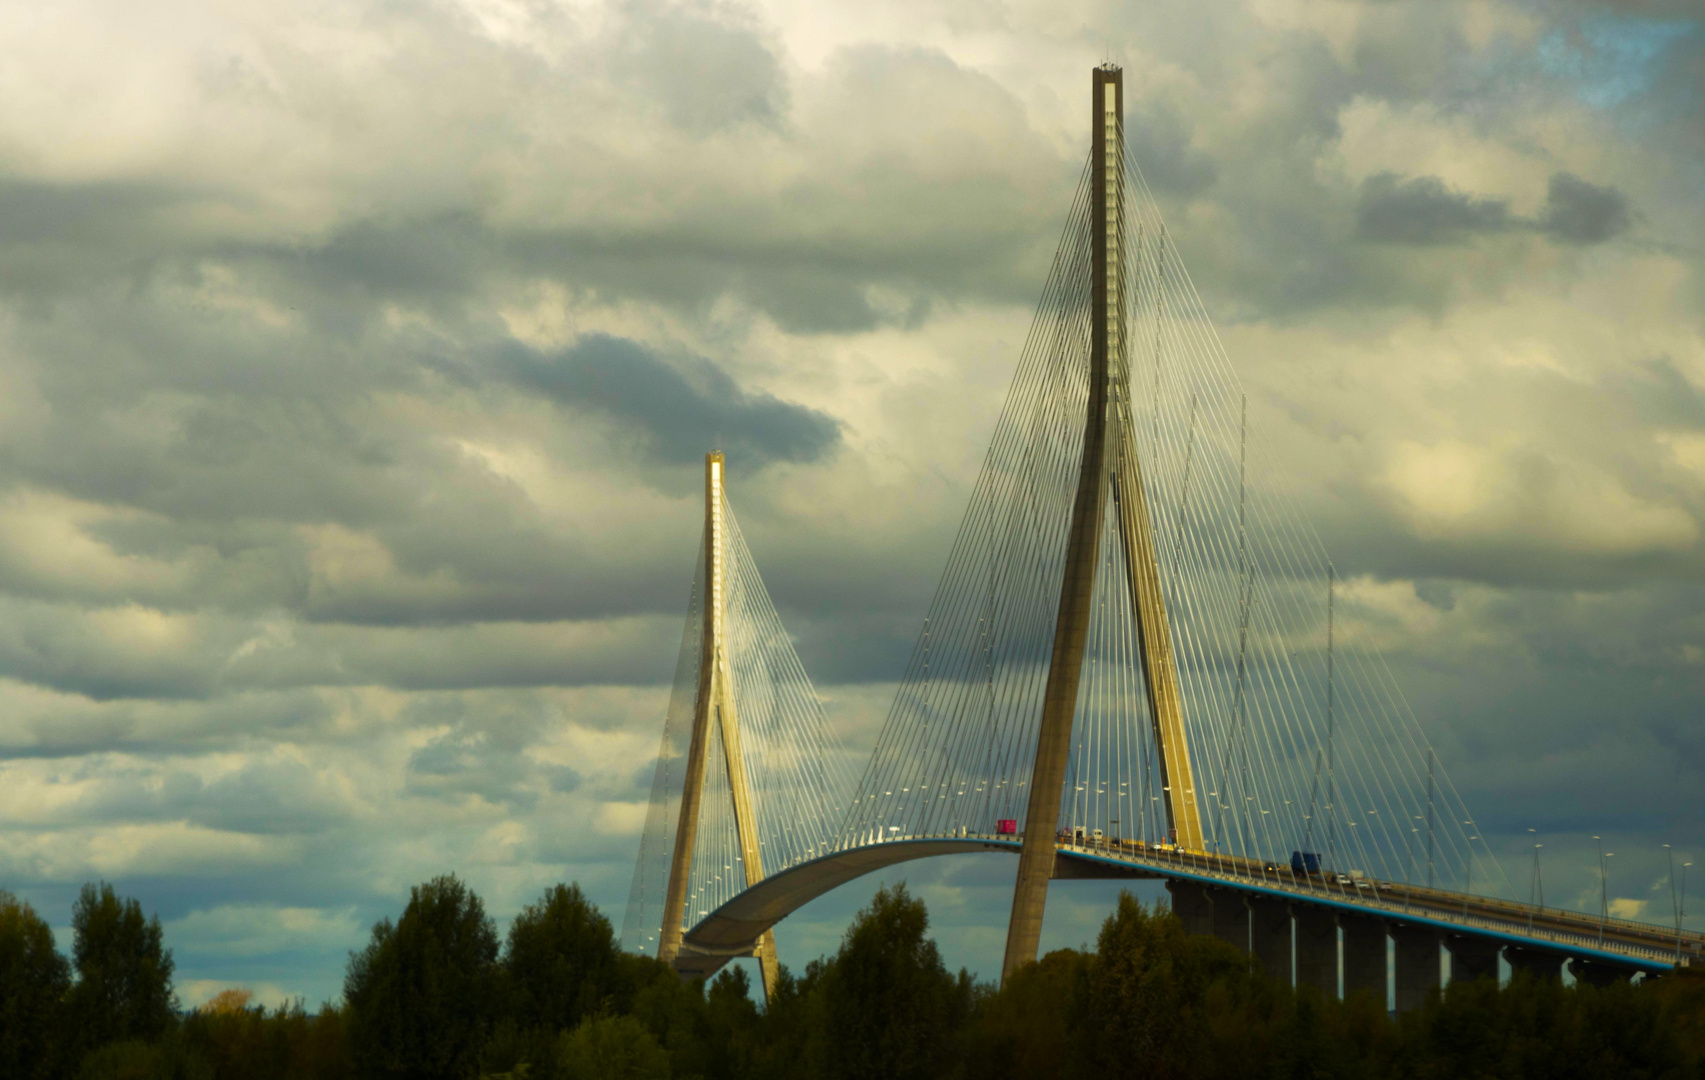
674 833 1705 981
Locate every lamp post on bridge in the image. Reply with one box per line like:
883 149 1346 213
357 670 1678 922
1461 820 1478 920
1665 844 1681 962
1528 828 1543 933
1407 826 1418 912
1683 860 1692 963
1593 836 1612 943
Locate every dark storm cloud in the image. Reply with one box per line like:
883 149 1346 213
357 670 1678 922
302 214 490 310
1355 173 1514 244
501 334 841 468
1541 171 1634 244
0 179 183 247
1355 171 1634 248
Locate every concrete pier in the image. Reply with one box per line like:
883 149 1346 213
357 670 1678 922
1391 924 1441 1012
1294 906 1338 997
1248 896 1292 984
1340 914 1388 1004
1166 880 1215 939
1504 944 1566 982
1210 888 1248 953
1571 957 1636 987
1446 934 1499 984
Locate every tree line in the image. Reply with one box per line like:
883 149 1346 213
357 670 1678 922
3 878 1703 1079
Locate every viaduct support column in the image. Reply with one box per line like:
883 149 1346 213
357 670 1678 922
1391 924 1441 1012
1571 957 1636 987
1294 906 1338 998
1248 896 1292 984
1209 888 1248 954
1340 914 1388 1004
1447 934 1499 985
1505 945 1565 982
1166 880 1214 939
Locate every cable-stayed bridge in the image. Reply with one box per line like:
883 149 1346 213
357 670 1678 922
621 65 1703 1009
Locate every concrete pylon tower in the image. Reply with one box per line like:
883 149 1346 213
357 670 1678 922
656 452 781 1000
1000 64 1203 985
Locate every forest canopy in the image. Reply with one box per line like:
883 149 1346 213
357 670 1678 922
1 881 1701 1080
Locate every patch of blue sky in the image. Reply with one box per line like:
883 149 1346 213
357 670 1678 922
1536 14 1697 109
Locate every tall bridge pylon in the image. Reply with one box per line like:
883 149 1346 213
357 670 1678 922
836 61 1516 985
1004 64 1203 981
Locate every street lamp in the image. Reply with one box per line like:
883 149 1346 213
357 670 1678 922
1528 828 1543 932
1594 835 1606 941
1665 844 1685 962
1684 861 1693 963
1461 832 1481 919
1602 848 1617 942
1677 842 1691 962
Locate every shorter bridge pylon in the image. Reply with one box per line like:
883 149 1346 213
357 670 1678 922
658 453 779 998
624 452 852 996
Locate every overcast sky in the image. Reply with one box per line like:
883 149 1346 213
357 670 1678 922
0 0 1701 1007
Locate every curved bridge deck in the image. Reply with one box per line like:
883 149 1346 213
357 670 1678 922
674 834 1704 982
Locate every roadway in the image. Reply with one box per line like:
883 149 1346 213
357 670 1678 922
673 832 1704 982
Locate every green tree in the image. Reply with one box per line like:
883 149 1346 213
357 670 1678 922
626 960 710 1079
344 874 501 1080
702 967 761 1080
181 996 352 1080
74 1032 210 1080
819 883 970 1080
68 883 178 1055
556 1015 669 1080
1070 891 1243 1079
0 891 72 1080
745 960 829 1080
962 948 1086 1080
1404 971 1689 1080
506 884 621 1033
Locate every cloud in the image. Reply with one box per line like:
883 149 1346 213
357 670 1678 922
1355 170 1634 248
1541 171 1633 244
500 334 841 469
1356 173 1514 244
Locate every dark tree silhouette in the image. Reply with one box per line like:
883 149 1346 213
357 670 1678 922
819 883 971 1080
1072 892 1253 1079
0 891 72 1080
556 1014 670 1080
67 882 177 1056
344 874 500 1080
506 883 621 1033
